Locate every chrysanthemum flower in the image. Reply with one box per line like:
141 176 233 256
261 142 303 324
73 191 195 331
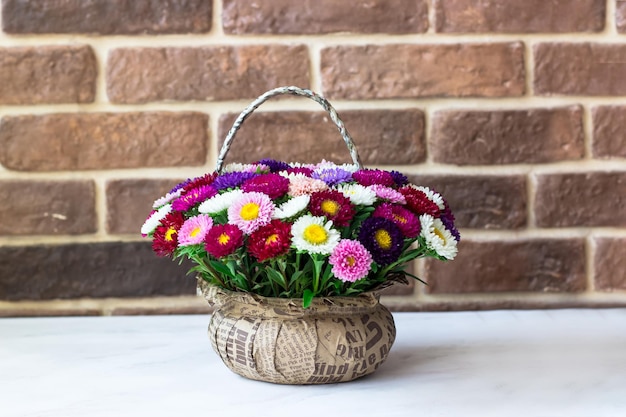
369 185 407 204
358 217 404 265
212 172 258 191
352 169 395 187
408 185 445 210
399 186 441 217
329 239 372 282
204 224 244 258
389 170 409 187
337 183 377 206
171 185 218 212
282 167 314 177
178 214 214 247
291 215 340 255
198 189 244 215
256 159 290 172
273 195 310 219
440 203 461 242
312 168 353 186
286 175 329 197
152 189 184 209
373 203 420 238
242 173 290 199
419 214 458 260
152 212 185 257
182 172 218 193
309 190 355 227
141 204 172 236
248 219 292 261
227 192 275 234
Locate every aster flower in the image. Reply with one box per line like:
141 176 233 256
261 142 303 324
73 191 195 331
337 183 377 206
152 212 185 257
256 159 290 172
227 192 275 234
204 224 244 258
223 163 270 174
419 214 458 260
213 172 258 191
312 168 352 186
309 190 355 227
368 185 407 204
390 170 409 187
399 186 440 217
440 203 460 242
248 220 292 262
198 189 244 215
168 179 192 194
152 189 184 209
358 217 404 266
141 204 172 236
178 215 214 247
242 173 290 200
171 185 218 212
291 215 340 255
373 203 420 238
408 185 445 210
286 175 329 197
273 195 310 219
285 167 314 176
329 239 372 282
182 172 218 193
352 169 395 187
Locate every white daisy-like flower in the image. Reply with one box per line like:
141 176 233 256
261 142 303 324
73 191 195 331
288 162 317 169
273 195 310 219
291 215 341 255
141 204 172 236
337 183 377 206
339 163 360 173
408 185 445 210
198 189 244 214
152 189 183 209
419 214 458 260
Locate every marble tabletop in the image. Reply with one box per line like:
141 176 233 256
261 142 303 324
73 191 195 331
1 309 625 417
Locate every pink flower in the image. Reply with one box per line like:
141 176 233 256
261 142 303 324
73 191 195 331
178 215 213 246
227 192 275 234
329 239 372 282
287 175 328 197
369 185 407 204
372 203 420 238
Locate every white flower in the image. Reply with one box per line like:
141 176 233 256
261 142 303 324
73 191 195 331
337 183 376 206
419 214 458 260
198 189 244 214
291 215 340 255
273 195 310 219
339 163 360 173
152 189 183 209
222 163 269 173
141 204 172 236
409 185 445 210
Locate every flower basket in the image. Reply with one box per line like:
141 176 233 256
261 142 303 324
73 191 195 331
142 86 460 385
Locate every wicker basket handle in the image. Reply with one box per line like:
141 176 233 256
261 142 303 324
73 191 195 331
215 86 363 173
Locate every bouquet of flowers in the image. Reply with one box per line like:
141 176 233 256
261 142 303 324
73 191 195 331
142 159 459 307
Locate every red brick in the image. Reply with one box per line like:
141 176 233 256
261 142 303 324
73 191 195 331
0 45 96 104
107 179 183 235
0 180 95 235
218 110 425 165
223 0 428 34
321 43 525 99
535 172 626 227
409 175 527 229
425 239 586 294
107 46 310 104
617 0 626 33
2 0 211 34
594 238 626 291
0 242 196 300
535 43 626 96
0 112 208 171
435 0 605 33
430 106 584 165
592 106 626 159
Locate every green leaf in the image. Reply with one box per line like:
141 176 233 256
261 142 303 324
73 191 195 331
208 260 236 278
303 289 314 309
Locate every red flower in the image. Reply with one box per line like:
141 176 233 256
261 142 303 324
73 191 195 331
399 186 440 217
309 190 355 227
152 212 185 257
242 173 290 200
204 224 244 258
182 172 218 193
248 220 292 262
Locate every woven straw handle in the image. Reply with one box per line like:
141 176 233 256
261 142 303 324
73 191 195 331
215 86 363 173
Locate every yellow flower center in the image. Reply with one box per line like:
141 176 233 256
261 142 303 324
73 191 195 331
190 226 201 238
346 255 356 267
240 202 260 221
265 233 280 245
320 199 340 216
434 228 446 244
218 233 231 245
165 227 177 242
392 214 407 224
374 229 392 250
303 224 328 244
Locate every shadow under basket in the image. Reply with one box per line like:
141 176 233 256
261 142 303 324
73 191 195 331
199 279 396 385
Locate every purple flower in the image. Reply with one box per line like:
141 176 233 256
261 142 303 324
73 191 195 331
257 159 290 172
440 204 460 242
358 217 404 265
389 171 409 187
312 168 352 186
286 167 313 176
212 172 258 191
171 185 217 212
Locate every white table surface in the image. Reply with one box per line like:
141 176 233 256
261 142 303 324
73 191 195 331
1 309 625 417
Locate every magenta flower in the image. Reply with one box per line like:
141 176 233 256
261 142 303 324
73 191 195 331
171 185 217 212
242 173 290 200
352 169 395 187
373 203 420 238
329 239 373 282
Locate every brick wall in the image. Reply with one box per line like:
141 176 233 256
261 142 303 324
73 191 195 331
0 0 624 316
